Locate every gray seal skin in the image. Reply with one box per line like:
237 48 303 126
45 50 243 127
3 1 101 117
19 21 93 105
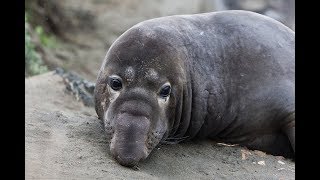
94 10 295 167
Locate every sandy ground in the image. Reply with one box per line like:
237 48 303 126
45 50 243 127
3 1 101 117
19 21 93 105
25 72 295 179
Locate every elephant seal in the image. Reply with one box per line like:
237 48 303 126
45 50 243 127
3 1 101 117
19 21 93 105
94 10 295 167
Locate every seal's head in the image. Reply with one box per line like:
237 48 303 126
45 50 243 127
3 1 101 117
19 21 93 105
94 22 187 167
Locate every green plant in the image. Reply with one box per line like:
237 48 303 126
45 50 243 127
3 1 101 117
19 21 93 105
25 13 48 76
35 26 58 48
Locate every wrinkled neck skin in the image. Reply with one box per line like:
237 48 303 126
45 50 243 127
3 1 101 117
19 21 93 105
158 18 231 144
153 12 295 143
163 40 229 144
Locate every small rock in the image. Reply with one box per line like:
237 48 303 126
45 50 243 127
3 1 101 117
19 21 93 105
257 161 265 166
241 152 246 160
254 150 266 157
77 154 83 159
276 156 285 160
132 165 140 171
241 149 252 160
278 160 285 165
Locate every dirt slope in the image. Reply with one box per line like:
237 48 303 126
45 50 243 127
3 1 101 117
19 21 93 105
25 72 295 179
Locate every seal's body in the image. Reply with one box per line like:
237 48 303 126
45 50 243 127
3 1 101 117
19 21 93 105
94 10 295 167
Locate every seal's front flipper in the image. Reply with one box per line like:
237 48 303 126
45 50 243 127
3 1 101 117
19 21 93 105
282 113 295 153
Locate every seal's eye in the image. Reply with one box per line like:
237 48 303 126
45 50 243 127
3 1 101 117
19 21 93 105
108 76 122 91
159 84 171 98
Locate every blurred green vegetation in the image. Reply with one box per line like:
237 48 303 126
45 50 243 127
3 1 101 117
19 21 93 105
25 12 49 76
35 26 58 49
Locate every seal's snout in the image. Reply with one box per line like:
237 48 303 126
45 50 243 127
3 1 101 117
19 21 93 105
114 150 146 167
116 156 137 167
111 137 148 167
110 113 150 166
